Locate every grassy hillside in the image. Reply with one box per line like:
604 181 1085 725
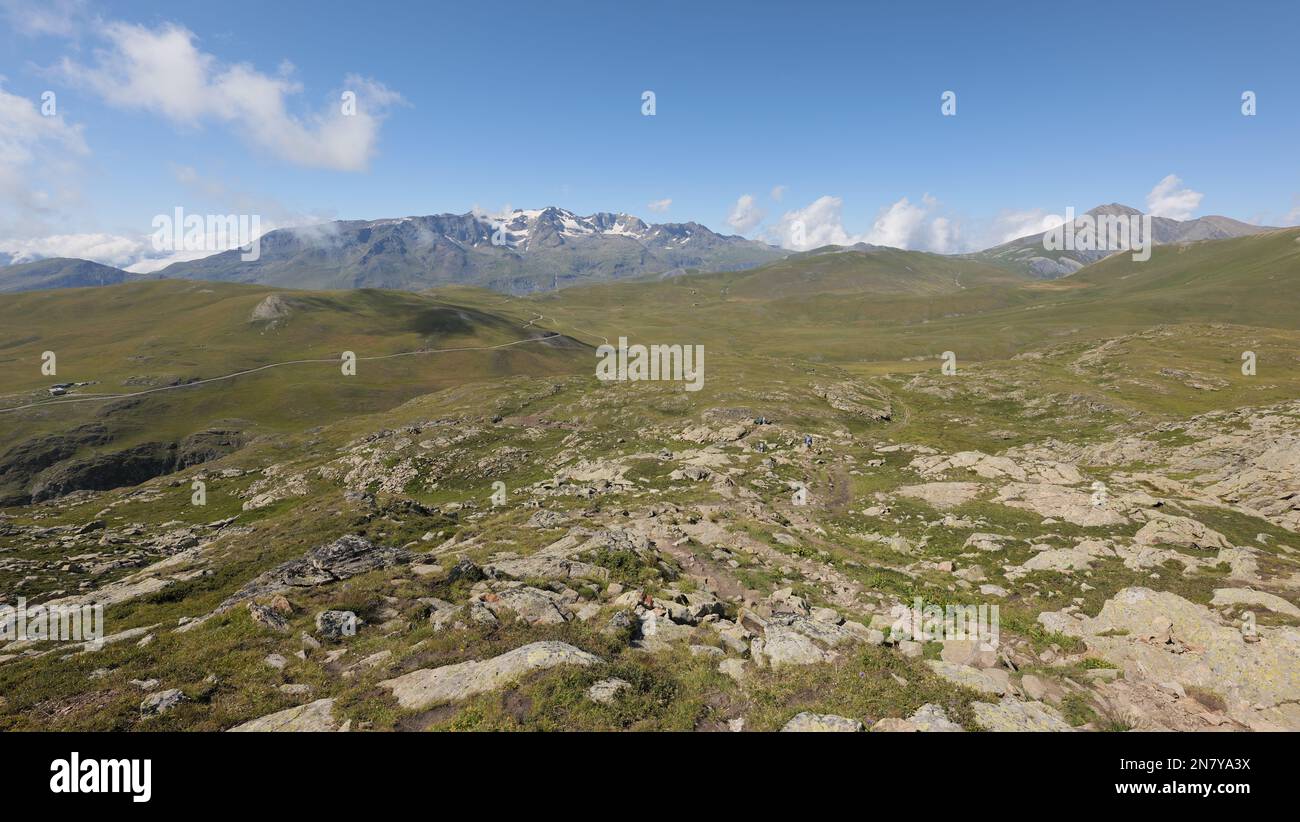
0 280 589 503
1 230 1299 733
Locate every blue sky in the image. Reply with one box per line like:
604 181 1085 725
2 0 1298 268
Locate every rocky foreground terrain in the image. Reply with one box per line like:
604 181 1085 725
2 320 1297 732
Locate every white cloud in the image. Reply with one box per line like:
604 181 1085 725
766 196 851 249
864 195 933 249
1284 198 1300 226
726 193 765 233
0 0 86 38
56 21 402 171
770 185 786 202
926 215 958 254
989 208 1067 244
1 164 335 271
1 232 145 267
647 198 671 213
1146 174 1203 220
0 81 90 239
765 193 959 252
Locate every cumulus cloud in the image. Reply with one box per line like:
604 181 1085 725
770 185 786 202
864 195 936 249
647 198 671 213
764 193 958 252
0 81 90 239
56 21 402 171
726 194 765 233
767 195 852 249
1146 174 1203 220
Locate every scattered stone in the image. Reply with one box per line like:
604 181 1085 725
587 677 631 704
140 688 187 717
315 610 358 640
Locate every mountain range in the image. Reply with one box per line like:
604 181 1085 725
147 207 786 294
966 203 1274 278
0 257 131 292
0 203 1276 294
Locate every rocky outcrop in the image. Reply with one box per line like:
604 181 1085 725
897 482 982 510
993 482 1127 526
25 429 243 503
1039 587 1300 730
217 535 415 612
0 423 114 505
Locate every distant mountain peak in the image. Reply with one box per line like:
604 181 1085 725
1085 203 1144 217
141 206 786 294
968 203 1275 280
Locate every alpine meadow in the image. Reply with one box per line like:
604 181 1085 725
1 1 1299 795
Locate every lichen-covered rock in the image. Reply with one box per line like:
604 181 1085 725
781 712 864 732
972 698 1074 731
380 641 602 709
229 698 342 732
1039 587 1300 730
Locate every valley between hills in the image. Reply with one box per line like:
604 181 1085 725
1 229 1298 732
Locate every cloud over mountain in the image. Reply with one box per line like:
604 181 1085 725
55 20 401 172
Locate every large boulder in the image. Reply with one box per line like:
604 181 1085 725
380 641 602 710
972 698 1074 731
229 698 342 732
483 587 570 626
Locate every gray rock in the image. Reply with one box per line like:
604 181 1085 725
447 557 486 584
218 535 414 612
760 625 835 667
972 697 1074 731
718 658 747 683
315 610 358 639
140 688 187 717
247 602 289 632
380 641 602 710
781 712 864 732
229 698 342 731
908 703 964 732
587 677 631 704
484 587 569 626
926 660 1009 695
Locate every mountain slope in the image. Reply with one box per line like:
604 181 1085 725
0 280 589 504
684 243 1029 300
0 258 131 293
1047 226 1300 329
969 204 1274 279
152 207 785 294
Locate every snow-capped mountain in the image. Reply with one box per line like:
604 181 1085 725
151 207 786 293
